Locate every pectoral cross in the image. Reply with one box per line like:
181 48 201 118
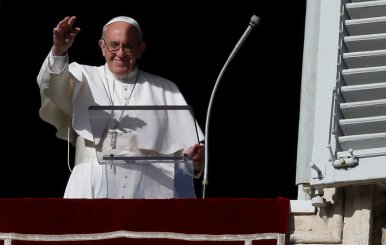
108 129 123 149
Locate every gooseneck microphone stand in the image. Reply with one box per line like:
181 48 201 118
202 15 260 198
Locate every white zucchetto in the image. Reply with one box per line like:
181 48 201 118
104 16 142 34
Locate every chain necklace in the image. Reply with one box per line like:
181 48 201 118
103 66 139 148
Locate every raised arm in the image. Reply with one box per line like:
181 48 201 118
52 16 81 56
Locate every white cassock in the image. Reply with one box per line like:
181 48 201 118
37 51 204 199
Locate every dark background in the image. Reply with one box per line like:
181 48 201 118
0 1 306 198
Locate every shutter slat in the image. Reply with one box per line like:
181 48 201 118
340 116 386 135
350 0 383 2
342 66 386 85
340 99 386 118
338 132 386 150
341 82 386 102
345 33 386 52
343 49 386 68
345 17 386 35
346 1 386 19
343 33 386 52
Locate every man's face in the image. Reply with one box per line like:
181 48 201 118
100 22 145 79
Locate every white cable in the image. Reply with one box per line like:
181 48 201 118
202 15 260 198
67 127 73 172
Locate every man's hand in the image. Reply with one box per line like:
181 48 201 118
187 143 205 173
52 16 81 56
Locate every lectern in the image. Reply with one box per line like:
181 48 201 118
88 105 202 198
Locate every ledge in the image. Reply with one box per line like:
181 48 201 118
290 200 315 214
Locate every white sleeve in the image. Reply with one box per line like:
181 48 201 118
37 51 77 144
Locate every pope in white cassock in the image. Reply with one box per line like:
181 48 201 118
37 16 205 199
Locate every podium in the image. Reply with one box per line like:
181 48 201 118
88 105 202 198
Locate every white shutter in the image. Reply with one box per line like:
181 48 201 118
308 0 386 188
339 0 386 152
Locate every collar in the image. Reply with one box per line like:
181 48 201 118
104 64 139 84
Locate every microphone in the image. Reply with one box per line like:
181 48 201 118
202 15 260 198
250 15 260 27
